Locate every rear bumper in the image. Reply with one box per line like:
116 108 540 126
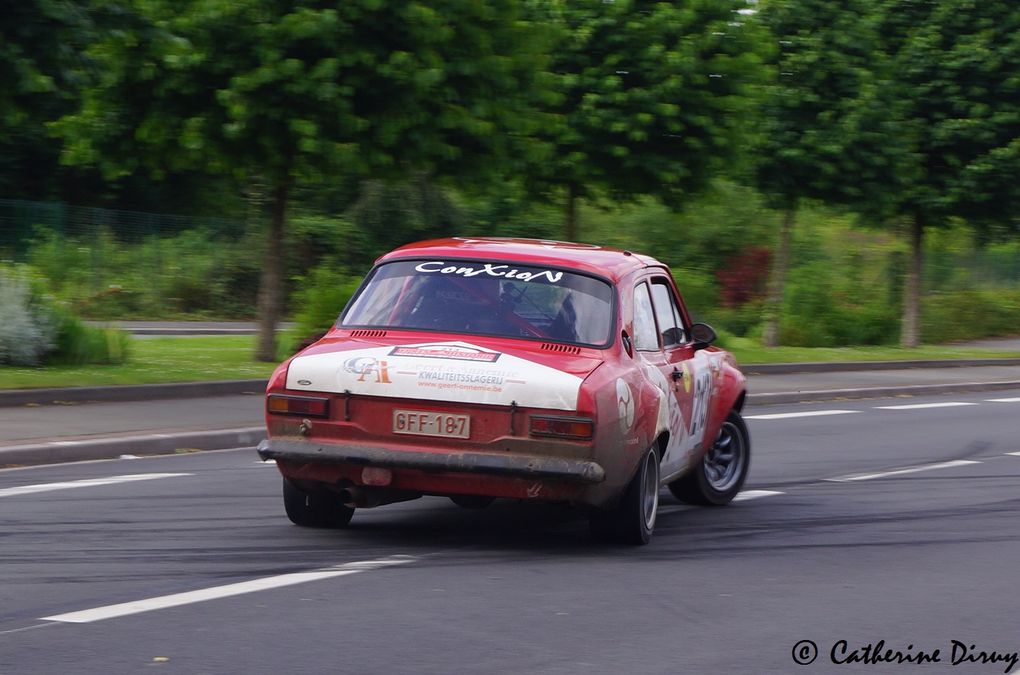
257 438 605 485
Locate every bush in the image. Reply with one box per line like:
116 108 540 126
779 261 900 347
287 263 363 348
50 311 132 365
0 266 55 365
0 264 130 366
922 288 1020 343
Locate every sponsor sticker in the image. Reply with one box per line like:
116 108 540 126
616 378 635 433
414 261 564 284
389 344 501 363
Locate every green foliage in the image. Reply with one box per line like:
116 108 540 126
780 259 900 346
346 175 467 269
880 0 1020 231
0 265 55 365
286 264 364 350
49 311 132 366
27 226 260 318
526 0 770 232
0 263 130 366
55 0 552 186
921 288 1020 344
755 0 903 210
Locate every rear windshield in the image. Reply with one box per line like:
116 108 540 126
341 260 615 347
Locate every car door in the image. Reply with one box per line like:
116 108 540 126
646 275 712 479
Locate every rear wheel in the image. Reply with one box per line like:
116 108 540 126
669 410 750 505
590 445 659 545
282 478 355 528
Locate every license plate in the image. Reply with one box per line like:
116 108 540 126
392 410 470 439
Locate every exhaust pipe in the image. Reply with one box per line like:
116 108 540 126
339 486 420 508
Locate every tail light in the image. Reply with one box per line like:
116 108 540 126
267 394 330 418
529 416 594 440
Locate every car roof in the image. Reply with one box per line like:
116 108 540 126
378 237 663 282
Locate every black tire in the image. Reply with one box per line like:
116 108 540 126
589 445 659 545
282 478 355 528
449 495 495 509
669 410 750 505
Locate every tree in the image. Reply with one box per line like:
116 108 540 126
753 0 903 346
0 1 89 204
56 0 550 360
872 0 1020 346
526 0 768 240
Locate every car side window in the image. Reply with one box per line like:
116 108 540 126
650 278 686 347
633 282 660 351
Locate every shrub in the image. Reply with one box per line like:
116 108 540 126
287 261 363 348
0 264 130 366
50 311 132 365
0 266 55 365
922 288 1020 343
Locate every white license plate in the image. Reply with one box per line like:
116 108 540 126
392 410 470 439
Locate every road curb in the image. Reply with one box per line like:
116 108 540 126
5 360 1019 407
0 427 265 468
0 380 268 408
741 358 1020 375
747 380 1020 406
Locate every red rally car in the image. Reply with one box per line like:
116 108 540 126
258 238 749 544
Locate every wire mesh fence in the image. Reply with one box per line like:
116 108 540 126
0 198 259 319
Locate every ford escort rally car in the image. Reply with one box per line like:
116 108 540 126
258 237 750 544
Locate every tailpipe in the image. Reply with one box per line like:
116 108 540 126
338 486 420 508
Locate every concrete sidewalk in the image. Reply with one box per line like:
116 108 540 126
3 363 1020 467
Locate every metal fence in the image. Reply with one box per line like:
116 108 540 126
0 198 245 256
0 198 257 318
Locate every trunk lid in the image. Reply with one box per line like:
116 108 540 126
285 333 603 412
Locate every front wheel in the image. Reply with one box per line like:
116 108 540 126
590 445 659 545
282 478 355 528
669 410 750 505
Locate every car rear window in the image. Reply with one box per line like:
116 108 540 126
342 260 615 347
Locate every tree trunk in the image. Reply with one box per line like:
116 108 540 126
761 206 796 347
900 214 924 348
564 183 578 242
255 180 290 362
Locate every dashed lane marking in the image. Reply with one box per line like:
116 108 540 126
745 410 861 420
987 398 1020 403
826 460 981 483
1007 452 1020 458
873 402 979 410
41 555 417 624
660 489 783 514
0 473 192 498
733 490 785 501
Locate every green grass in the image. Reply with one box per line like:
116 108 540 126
0 336 276 390
725 336 1020 365
1 334 1018 391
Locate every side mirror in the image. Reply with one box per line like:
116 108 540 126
690 323 716 351
621 330 633 357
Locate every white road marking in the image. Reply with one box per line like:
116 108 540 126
256 459 277 465
827 460 980 482
42 555 417 624
874 402 978 410
0 473 191 498
987 398 1020 403
1007 452 1020 458
733 490 785 501
660 489 783 514
744 410 861 420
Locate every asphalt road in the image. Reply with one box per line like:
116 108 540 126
3 388 1020 674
